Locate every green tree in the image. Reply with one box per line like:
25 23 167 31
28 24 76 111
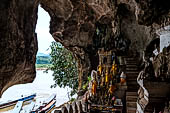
48 41 78 96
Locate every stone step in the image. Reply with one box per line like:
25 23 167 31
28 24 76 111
127 86 139 91
127 101 137 108
127 81 138 85
126 71 139 74
127 74 138 77
126 77 139 80
125 60 137 64
126 67 138 71
125 60 137 62
125 57 137 60
127 85 138 90
126 74 139 78
126 90 137 113
126 92 138 96
126 64 138 68
127 75 138 79
125 57 137 61
126 63 137 66
127 79 137 83
127 107 136 113
126 95 138 101
127 79 138 82
127 78 137 81
126 76 137 81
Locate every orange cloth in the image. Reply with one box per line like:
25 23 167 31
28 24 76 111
120 78 126 84
108 85 116 94
110 64 117 76
92 81 97 95
98 65 102 75
105 72 109 83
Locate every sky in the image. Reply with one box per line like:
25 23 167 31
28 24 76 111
36 6 54 54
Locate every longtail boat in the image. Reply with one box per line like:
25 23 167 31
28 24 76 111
11 101 23 113
25 101 35 113
0 93 36 112
31 94 56 113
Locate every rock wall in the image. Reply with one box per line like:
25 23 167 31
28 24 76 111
39 0 170 94
134 0 170 26
40 0 119 93
120 0 170 56
0 0 39 96
117 2 153 58
0 0 170 96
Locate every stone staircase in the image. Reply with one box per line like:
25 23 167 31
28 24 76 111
126 92 138 113
136 71 149 113
136 79 170 113
53 57 141 113
54 100 85 113
125 57 140 113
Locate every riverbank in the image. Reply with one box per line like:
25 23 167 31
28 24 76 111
36 68 48 70
35 64 52 70
0 70 71 107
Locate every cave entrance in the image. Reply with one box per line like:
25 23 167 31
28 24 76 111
35 6 71 106
0 6 71 108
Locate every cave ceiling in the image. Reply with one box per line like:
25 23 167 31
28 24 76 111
0 0 170 96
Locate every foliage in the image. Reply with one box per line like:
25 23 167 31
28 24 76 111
48 41 78 96
70 98 75 102
82 76 91 90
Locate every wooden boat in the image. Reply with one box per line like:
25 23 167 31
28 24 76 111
25 101 35 113
0 93 36 112
11 101 23 113
31 94 56 113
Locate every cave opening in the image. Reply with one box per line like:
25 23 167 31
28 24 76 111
0 0 170 112
0 5 73 108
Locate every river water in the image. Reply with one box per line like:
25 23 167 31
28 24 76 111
0 70 73 108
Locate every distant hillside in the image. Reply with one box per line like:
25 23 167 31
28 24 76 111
37 52 50 57
36 52 51 64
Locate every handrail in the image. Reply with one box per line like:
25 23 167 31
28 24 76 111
137 71 149 113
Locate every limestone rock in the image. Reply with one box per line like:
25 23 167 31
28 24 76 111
1 0 170 98
133 0 170 26
39 0 170 93
40 0 118 92
0 0 39 96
